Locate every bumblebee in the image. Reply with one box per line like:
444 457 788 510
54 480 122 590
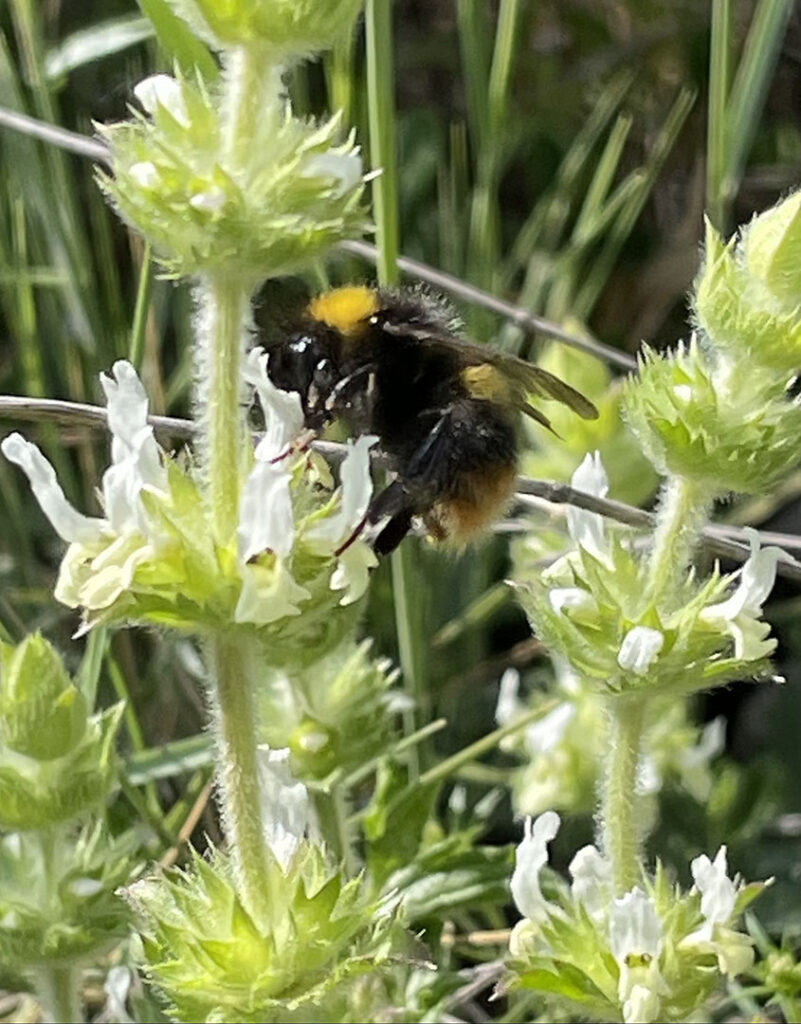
266 285 598 555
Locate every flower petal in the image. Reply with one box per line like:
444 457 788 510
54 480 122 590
306 434 378 548
495 668 523 727
245 348 304 460
569 844 612 921
133 74 189 126
257 746 321 873
330 541 378 605
609 887 663 963
234 558 311 625
567 451 611 564
1 433 105 543
238 461 294 561
618 626 664 676
691 845 737 928
510 811 560 922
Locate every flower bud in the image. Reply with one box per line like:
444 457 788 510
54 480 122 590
98 74 367 280
165 0 364 56
695 195 801 373
622 340 801 494
0 633 87 760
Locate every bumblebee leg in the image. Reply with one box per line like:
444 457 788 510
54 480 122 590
268 426 318 464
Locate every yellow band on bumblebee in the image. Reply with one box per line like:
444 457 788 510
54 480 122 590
307 286 380 341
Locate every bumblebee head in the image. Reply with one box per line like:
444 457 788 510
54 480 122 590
307 286 380 342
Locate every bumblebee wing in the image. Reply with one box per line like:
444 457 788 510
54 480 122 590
493 356 599 420
392 327 598 420
379 321 598 419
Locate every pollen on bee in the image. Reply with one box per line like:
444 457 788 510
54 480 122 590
461 364 512 403
307 286 380 341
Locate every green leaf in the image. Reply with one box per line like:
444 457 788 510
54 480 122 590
44 15 155 79
125 733 213 786
135 0 218 80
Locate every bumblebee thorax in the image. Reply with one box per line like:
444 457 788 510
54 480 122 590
307 286 380 342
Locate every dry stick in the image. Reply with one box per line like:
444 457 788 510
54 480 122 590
1 393 800 584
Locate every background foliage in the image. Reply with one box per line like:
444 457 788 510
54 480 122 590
0 0 800 1020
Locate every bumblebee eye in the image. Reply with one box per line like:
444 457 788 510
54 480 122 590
369 315 379 325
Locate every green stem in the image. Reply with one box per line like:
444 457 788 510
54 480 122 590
128 240 152 367
365 0 431 772
600 475 710 891
646 475 709 601
600 695 647 895
210 632 275 929
195 276 249 543
35 964 82 1024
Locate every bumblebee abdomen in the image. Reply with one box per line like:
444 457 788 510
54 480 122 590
392 396 518 545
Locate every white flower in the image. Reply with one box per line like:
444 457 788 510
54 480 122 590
257 747 321 873
306 434 378 547
567 451 612 567
189 189 226 213
234 559 311 625
301 150 363 198
330 541 378 605
238 463 294 561
129 161 160 189
244 347 305 461
691 846 736 938
524 702 575 755
236 348 304 564
682 846 755 976
133 74 189 127
1 433 106 543
103 966 135 1024
496 667 523 727
548 587 598 619
617 626 665 676
510 811 560 922
699 528 782 660
99 360 167 536
675 717 725 802
3 362 169 570
610 888 666 1024
610 887 663 963
569 844 612 922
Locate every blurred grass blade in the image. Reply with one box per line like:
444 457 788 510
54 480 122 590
457 0 490 160
706 0 731 230
44 15 154 79
129 241 154 367
126 734 214 786
723 0 793 202
574 87 696 318
77 626 108 708
135 0 218 79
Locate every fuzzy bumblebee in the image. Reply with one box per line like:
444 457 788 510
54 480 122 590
266 285 598 555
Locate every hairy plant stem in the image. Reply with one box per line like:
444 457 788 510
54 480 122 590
601 473 711 893
210 631 275 930
196 47 281 929
647 475 710 601
601 694 647 895
195 276 249 543
35 964 82 1024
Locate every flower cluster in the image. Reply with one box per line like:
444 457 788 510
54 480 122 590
2 358 377 651
98 73 367 280
258 639 403 780
624 192 801 497
0 633 122 829
127 752 409 1023
496 665 726 817
504 812 764 1023
0 824 135 966
515 453 781 696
